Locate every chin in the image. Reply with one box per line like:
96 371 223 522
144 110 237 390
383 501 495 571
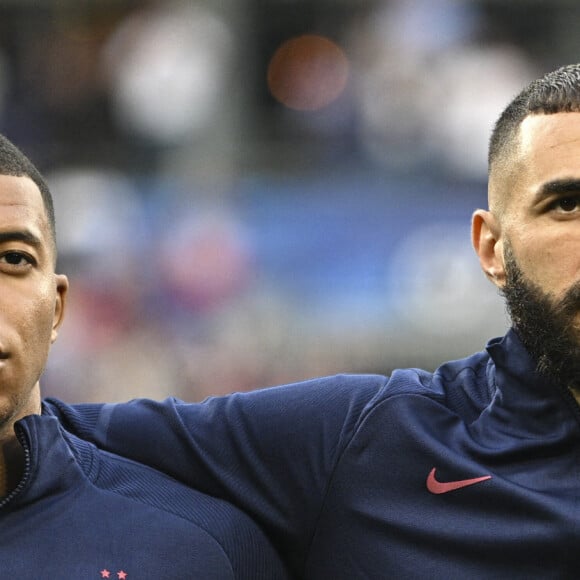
0 389 39 436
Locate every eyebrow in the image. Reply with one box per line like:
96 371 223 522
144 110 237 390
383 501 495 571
0 230 42 247
537 178 580 198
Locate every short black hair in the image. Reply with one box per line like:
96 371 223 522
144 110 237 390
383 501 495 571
0 134 55 248
489 63 580 171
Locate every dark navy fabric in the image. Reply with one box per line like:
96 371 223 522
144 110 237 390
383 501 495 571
0 413 290 579
47 329 580 579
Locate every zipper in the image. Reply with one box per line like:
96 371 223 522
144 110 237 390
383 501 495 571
0 426 31 509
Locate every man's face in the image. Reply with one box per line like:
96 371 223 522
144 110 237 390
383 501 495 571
497 112 580 307
473 111 580 386
0 175 67 438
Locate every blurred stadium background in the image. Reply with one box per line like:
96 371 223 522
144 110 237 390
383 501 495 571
1 0 574 401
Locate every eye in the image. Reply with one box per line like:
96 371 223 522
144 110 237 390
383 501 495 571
553 196 580 213
0 251 35 269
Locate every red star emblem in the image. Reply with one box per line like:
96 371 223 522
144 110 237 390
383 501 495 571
117 572 128 580
100 571 111 579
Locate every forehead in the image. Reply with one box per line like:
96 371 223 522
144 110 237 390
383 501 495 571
518 112 580 181
0 174 48 232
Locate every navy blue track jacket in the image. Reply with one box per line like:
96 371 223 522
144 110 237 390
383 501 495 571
1 411 289 578
47 329 580 578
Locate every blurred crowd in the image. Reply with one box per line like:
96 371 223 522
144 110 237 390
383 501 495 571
0 0 574 402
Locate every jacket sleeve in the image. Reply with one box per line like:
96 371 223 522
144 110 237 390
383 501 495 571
45 374 386 575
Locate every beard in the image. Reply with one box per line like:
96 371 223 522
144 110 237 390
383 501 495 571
502 243 580 391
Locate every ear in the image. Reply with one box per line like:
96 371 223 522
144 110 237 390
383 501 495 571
471 209 506 288
51 274 69 343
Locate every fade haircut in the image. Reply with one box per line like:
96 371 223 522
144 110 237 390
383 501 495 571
0 133 56 251
489 63 580 173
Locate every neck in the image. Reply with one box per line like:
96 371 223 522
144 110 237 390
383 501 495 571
0 436 24 498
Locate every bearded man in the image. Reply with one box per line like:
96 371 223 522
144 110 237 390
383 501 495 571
51 64 580 578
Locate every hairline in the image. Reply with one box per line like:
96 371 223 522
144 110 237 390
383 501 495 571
488 64 580 218
488 116 527 218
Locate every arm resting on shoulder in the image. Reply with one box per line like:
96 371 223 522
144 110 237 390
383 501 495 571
46 374 386 573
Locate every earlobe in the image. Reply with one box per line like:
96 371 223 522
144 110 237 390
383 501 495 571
471 210 506 287
51 274 69 343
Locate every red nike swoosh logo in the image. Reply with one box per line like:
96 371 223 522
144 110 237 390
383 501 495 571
426 467 492 494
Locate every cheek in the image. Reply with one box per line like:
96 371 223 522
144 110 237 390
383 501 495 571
516 233 580 295
21 290 58 346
